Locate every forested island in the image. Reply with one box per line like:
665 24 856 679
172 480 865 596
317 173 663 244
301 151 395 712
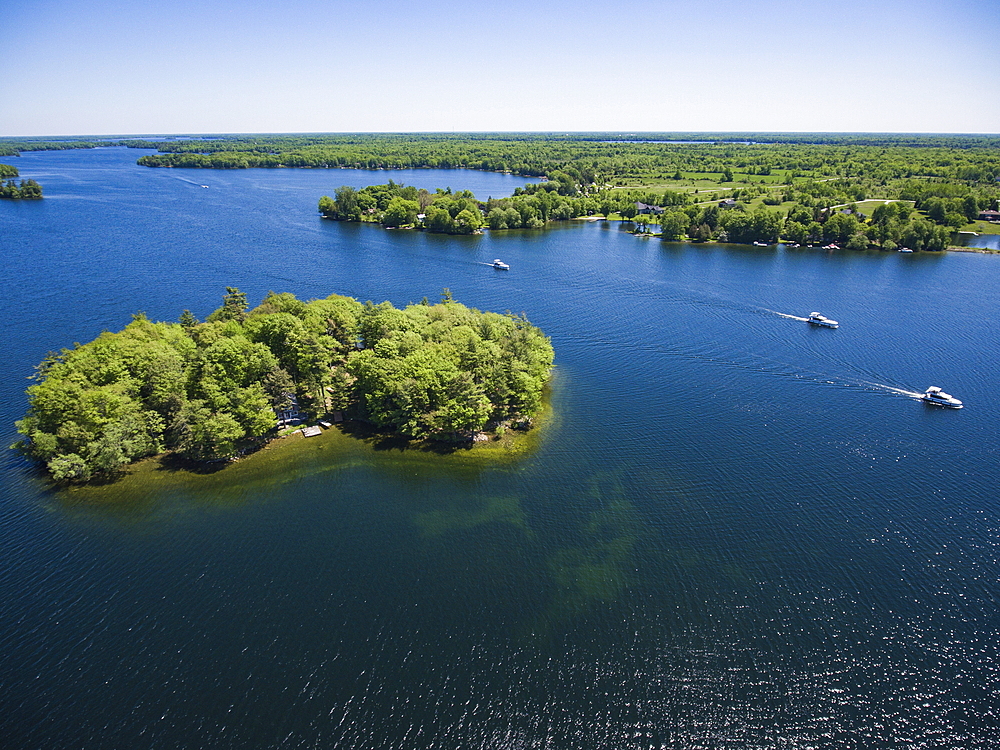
0 164 42 199
14 289 554 482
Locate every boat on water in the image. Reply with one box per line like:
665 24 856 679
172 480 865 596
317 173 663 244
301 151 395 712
807 312 839 328
922 386 963 409
898 247 914 253
492 259 509 270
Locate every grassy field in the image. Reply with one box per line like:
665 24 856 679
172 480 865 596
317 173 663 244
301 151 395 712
964 220 1000 235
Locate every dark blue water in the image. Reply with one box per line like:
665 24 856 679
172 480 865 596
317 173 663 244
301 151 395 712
3 148 1000 749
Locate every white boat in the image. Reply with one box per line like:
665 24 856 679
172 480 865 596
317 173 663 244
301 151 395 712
922 386 963 409
492 259 509 270
898 247 914 253
807 312 839 328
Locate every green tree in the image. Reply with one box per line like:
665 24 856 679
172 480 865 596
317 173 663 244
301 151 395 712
179 309 199 328
332 186 361 221
47 453 90 482
845 231 870 251
381 196 419 227
207 287 249 322
453 208 484 234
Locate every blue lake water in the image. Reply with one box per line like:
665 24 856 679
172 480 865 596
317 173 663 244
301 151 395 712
2 147 1000 748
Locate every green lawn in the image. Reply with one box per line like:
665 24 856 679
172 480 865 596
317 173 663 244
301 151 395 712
963 219 1000 235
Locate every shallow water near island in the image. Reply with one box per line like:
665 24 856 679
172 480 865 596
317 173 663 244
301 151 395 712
2 147 1000 748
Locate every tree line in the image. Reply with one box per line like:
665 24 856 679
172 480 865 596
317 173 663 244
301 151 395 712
652 200 953 251
15 289 554 482
3 133 998 192
318 176 985 250
125 133 1000 193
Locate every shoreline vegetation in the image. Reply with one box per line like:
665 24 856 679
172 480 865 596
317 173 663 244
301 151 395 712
13 289 555 484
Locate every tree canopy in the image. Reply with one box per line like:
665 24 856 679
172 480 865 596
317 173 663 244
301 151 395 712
15 290 554 482
0 178 42 199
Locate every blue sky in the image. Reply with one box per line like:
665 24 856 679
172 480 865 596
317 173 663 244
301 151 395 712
2 0 998 136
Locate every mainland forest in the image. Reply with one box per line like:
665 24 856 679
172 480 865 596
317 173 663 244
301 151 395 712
14 289 555 482
2 132 998 245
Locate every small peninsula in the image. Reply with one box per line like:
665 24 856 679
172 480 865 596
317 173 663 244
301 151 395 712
14 289 554 482
319 178 990 251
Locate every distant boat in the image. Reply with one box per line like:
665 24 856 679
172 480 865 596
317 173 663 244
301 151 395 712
752 241 769 247
898 247 913 253
807 312 838 328
921 386 963 409
492 259 509 270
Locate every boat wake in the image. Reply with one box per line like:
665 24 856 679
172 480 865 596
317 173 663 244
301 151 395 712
761 308 809 322
562 330 931 404
860 382 925 400
173 175 208 188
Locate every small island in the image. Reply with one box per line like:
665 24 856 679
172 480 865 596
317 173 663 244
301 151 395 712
14 289 554 482
0 164 43 199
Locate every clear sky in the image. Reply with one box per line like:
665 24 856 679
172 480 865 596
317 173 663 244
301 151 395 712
2 0 998 136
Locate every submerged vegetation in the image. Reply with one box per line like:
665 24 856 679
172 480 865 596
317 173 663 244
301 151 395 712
14 289 554 482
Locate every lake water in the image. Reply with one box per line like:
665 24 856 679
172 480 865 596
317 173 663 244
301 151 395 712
2 147 1000 749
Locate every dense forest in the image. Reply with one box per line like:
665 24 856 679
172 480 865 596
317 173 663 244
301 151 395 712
14 289 554 482
2 133 997 188
126 134 1000 190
